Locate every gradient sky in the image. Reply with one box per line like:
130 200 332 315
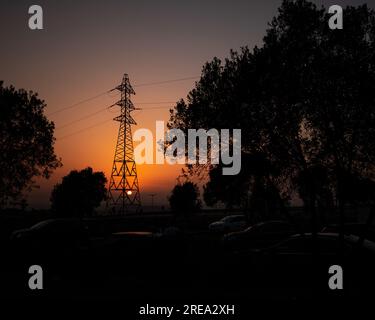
0 0 372 209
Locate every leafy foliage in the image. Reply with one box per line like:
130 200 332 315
169 182 200 215
50 167 107 217
0 82 61 208
168 0 375 213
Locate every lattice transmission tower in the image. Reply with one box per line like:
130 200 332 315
107 74 141 214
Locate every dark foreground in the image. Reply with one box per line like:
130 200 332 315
1 212 374 317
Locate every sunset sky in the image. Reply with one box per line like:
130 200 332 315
0 0 370 209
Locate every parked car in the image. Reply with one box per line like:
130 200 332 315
209 215 247 232
10 218 90 258
234 232 375 289
321 223 375 242
223 220 296 252
96 230 177 274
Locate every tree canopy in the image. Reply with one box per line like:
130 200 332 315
0 82 61 208
169 181 201 215
168 0 375 215
50 167 107 217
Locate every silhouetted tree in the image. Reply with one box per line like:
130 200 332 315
203 153 283 221
169 182 200 215
0 82 61 209
50 167 107 217
168 1 375 225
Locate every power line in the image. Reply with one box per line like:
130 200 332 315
55 105 175 139
52 75 199 138
135 101 176 104
56 105 174 133
133 76 199 87
139 105 174 110
57 118 113 140
47 76 198 117
47 90 112 116
57 107 109 129
57 103 175 129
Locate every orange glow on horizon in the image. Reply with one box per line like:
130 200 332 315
28 77 196 209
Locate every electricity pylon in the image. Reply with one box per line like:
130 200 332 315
107 74 141 214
